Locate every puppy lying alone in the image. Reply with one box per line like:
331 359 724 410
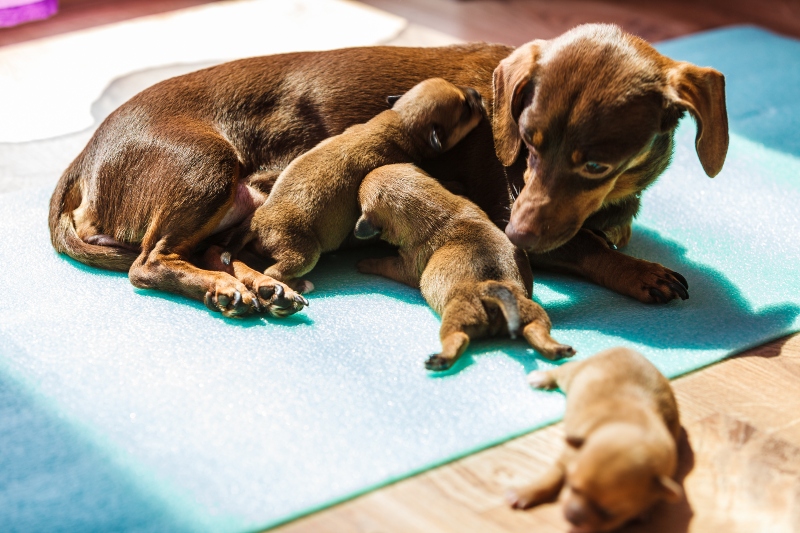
509 347 683 532
223 78 484 291
355 163 574 370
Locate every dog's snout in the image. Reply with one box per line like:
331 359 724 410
564 498 590 527
505 220 541 250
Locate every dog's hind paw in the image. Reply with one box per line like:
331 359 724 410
204 286 259 318
425 354 455 371
258 283 308 318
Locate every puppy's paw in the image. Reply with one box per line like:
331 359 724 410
203 281 259 318
356 258 381 275
527 370 557 389
506 489 536 510
543 343 576 360
425 354 455 371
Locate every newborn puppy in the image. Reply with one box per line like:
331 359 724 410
509 347 683 532
355 163 574 370
224 78 484 291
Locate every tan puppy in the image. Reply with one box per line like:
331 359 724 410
223 78 484 290
355 163 574 370
509 347 682 532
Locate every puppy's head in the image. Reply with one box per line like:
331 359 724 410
494 24 729 252
561 424 682 532
389 78 485 157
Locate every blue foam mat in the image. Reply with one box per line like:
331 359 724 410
1 26 799 532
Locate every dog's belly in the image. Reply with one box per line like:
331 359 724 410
212 183 267 235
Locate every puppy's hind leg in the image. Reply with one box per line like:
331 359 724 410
262 231 321 294
519 299 575 360
425 294 486 371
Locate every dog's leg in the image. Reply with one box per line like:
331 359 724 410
356 256 419 288
425 294 487 371
202 245 308 317
531 229 690 304
507 460 566 510
130 239 262 318
518 299 575 360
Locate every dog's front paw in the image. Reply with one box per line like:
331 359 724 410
632 262 689 304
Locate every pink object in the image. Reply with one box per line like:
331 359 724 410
0 0 57 28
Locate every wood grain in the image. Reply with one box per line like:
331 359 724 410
357 0 800 45
274 335 800 533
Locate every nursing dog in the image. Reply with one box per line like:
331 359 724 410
355 163 574 370
49 24 727 314
220 78 483 293
509 347 683 532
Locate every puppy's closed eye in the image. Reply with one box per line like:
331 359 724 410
429 127 443 152
566 435 585 448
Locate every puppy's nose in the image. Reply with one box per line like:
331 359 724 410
564 499 589 526
505 221 540 250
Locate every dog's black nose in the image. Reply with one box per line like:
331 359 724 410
505 221 541 250
564 498 590 526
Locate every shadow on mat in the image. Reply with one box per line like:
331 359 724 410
0 368 197 533
305 224 799 373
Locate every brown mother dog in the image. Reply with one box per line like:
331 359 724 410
49 23 727 315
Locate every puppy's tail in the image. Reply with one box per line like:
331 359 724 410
48 162 139 272
478 280 521 338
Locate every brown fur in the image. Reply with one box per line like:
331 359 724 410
356 163 574 371
48 24 727 312
224 78 484 290
509 347 683 532
494 25 727 303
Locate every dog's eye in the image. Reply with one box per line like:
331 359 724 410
583 162 611 176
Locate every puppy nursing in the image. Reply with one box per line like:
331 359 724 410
510 348 683 532
225 78 484 290
355 163 574 370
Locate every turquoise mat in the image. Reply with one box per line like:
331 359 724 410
1 26 799 532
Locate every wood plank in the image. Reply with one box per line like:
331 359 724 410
275 334 800 532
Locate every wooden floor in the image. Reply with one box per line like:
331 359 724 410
4 1 799 532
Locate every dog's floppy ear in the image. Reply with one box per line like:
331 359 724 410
386 95 402 108
354 215 381 239
654 475 684 503
664 62 729 177
492 41 543 166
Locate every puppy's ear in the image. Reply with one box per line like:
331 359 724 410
429 127 443 152
664 62 729 177
386 95 402 108
492 41 543 166
354 215 381 239
654 475 683 503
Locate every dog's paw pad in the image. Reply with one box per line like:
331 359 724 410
425 354 454 371
505 490 532 510
527 370 553 389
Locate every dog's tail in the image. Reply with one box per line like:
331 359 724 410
48 161 139 272
478 280 521 338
